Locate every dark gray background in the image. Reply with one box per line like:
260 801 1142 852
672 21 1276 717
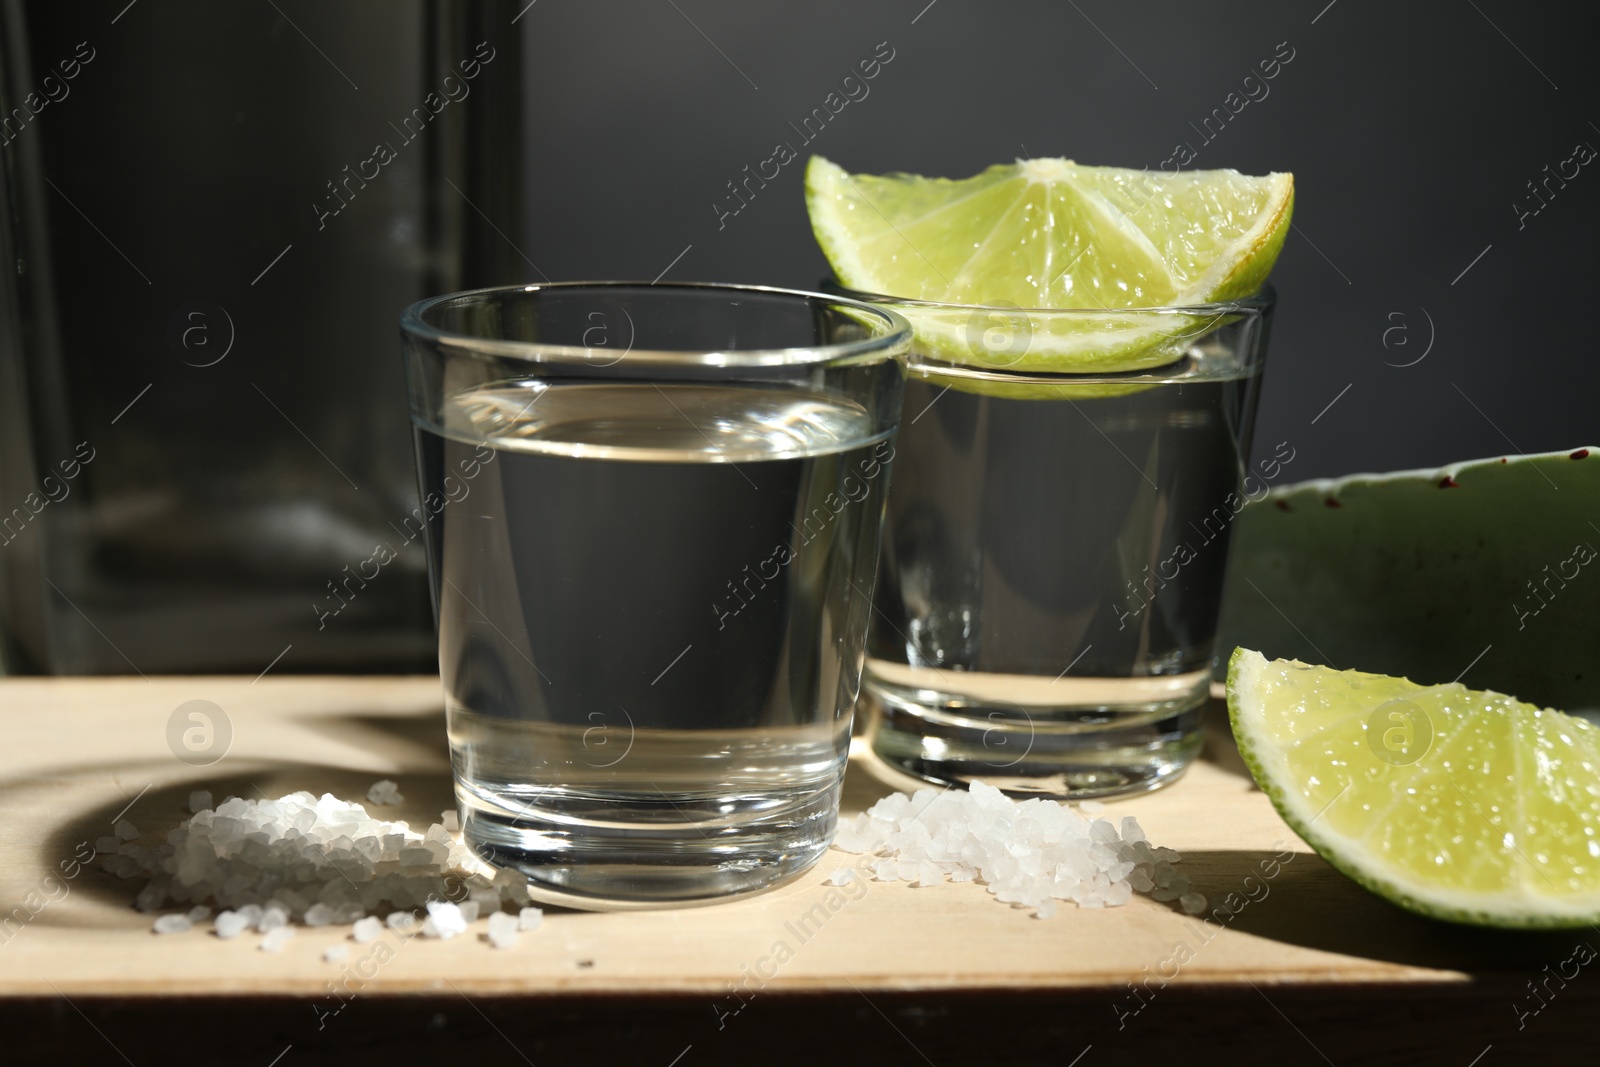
3 0 1594 675
520 0 1597 480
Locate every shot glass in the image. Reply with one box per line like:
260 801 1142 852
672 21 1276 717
400 282 909 907
838 285 1275 799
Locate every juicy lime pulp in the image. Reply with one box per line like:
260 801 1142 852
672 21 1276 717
805 156 1292 373
1228 647 1600 929
824 281 1268 399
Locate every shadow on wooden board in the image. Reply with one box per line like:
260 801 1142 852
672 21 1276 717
1 985 1591 1067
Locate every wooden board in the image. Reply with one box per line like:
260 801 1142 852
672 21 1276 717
0 676 1592 1063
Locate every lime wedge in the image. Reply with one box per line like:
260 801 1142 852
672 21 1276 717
1227 647 1600 929
805 156 1292 372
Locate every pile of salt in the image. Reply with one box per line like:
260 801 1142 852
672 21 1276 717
832 783 1205 917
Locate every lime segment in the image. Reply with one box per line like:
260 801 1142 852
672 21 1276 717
805 156 1292 372
1227 647 1600 928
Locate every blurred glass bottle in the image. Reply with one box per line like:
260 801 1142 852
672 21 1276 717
0 0 525 673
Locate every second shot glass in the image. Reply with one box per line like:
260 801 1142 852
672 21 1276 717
840 286 1275 799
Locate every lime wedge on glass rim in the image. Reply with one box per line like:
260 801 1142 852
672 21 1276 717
804 156 1293 379
1228 647 1600 929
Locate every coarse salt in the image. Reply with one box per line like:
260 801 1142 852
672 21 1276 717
152 913 192 934
831 782 1204 918
486 911 519 949
259 926 295 952
103 791 547 951
366 779 403 806
423 901 467 940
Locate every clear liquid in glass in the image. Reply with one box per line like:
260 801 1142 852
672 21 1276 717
414 380 893 904
865 346 1261 798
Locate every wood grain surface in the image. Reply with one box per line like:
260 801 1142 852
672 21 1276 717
0 676 1590 1064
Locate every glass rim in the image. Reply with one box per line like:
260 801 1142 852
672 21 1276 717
400 280 914 369
825 280 1275 317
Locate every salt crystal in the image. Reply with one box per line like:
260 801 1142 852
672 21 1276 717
95 835 121 853
832 825 875 852
366 779 403 806
1078 800 1105 814
114 819 139 841
189 790 213 814
303 903 335 927
152 913 192 934
258 904 289 932
387 910 418 931
458 900 480 924
442 810 460 832
827 869 855 887
351 916 382 943
1104 860 1135 882
1179 892 1208 915
424 900 467 940
187 905 212 923
214 910 249 939
486 911 519 949
324 945 349 962
259 926 294 952
517 907 544 932
867 794 910 821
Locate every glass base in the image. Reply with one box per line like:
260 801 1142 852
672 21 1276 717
458 779 841 910
862 662 1209 800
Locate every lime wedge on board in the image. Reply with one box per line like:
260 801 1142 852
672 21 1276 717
1228 647 1600 929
